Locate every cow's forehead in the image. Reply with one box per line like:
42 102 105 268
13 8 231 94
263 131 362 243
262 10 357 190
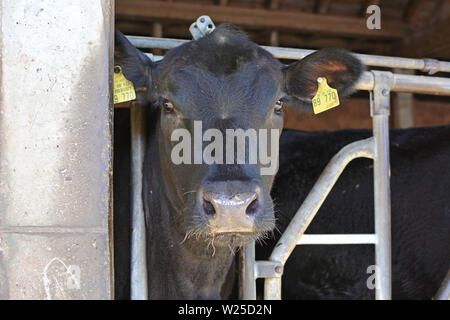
162 62 281 119
155 25 283 87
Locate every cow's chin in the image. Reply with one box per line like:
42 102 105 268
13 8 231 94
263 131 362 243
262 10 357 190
206 232 261 248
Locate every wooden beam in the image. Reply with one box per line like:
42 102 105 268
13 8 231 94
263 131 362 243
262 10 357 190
429 0 450 25
269 0 282 10
395 18 450 58
278 33 387 53
316 0 332 14
403 0 426 22
116 0 409 39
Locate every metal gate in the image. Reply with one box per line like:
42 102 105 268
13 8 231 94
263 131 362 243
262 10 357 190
125 35 450 300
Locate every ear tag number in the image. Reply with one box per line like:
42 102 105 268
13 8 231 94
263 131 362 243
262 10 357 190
113 65 136 104
312 77 340 114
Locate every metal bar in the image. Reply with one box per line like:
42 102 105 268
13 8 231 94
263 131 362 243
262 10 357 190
340 72 450 96
434 269 450 300
255 261 283 279
128 36 450 73
262 138 374 300
269 138 374 266
264 278 282 300
0 0 114 300
240 241 257 300
390 73 450 95
119 64 450 97
328 71 450 96
370 71 393 300
297 234 377 245
130 103 148 300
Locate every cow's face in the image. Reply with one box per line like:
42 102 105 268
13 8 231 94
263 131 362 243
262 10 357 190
115 25 363 247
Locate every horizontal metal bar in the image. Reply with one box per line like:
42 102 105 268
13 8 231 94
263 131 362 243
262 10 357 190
391 73 450 95
0 226 107 234
129 35 450 73
142 55 450 97
347 72 450 96
269 137 375 266
297 234 377 245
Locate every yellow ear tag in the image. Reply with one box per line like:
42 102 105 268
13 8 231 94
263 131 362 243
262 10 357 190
312 77 340 114
113 66 136 104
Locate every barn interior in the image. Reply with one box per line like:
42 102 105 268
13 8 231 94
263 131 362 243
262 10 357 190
114 0 450 130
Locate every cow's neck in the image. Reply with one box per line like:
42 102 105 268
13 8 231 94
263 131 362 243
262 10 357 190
143 114 235 299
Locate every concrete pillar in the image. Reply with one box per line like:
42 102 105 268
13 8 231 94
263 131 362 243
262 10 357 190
0 0 114 299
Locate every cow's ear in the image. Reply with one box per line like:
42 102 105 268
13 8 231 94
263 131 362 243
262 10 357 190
114 29 154 91
284 48 364 105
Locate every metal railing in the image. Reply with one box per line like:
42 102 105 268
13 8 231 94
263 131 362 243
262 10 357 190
127 36 450 75
124 35 450 300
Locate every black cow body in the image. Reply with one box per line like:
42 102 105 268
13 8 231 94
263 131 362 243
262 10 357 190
256 125 450 299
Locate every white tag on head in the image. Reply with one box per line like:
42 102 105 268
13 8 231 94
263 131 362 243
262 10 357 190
189 15 216 40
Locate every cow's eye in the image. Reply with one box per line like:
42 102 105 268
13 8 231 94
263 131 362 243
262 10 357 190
161 99 174 113
274 100 283 114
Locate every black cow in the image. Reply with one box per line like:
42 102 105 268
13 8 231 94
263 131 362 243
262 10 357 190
113 24 363 299
256 126 450 299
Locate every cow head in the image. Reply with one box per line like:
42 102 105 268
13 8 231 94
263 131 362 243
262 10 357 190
115 25 363 248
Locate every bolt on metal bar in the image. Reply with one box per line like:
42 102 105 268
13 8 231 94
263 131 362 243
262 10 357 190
434 269 450 300
128 36 450 73
370 71 394 300
130 103 148 300
254 261 284 279
263 137 375 300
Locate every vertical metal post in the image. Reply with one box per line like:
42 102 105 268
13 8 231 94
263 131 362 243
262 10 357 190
0 0 114 299
264 278 282 300
370 71 393 300
130 103 148 300
240 241 257 299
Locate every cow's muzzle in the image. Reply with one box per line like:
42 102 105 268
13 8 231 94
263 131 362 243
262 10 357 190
199 180 266 235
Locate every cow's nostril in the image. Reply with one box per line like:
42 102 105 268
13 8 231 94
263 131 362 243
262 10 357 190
245 198 259 216
203 199 216 216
